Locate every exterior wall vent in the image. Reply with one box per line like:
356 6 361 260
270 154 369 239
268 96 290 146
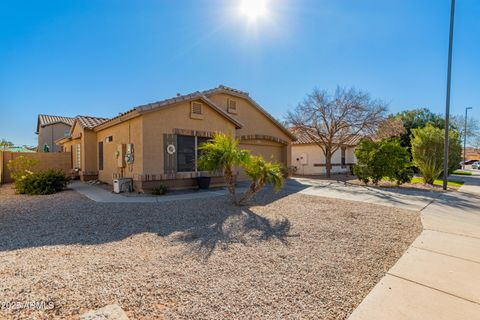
227 99 237 114
190 102 204 119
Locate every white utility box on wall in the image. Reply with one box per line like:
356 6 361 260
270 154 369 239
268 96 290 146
113 178 133 193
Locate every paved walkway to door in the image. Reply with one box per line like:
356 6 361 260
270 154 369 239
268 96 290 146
69 181 246 203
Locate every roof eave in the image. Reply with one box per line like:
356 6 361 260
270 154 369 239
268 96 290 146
93 110 141 132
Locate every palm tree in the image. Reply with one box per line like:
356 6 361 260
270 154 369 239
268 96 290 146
239 156 284 205
198 132 250 204
0 139 14 151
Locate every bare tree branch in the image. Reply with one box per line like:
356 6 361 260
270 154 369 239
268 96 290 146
287 86 387 177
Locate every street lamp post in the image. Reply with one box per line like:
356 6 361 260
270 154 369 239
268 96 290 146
443 0 456 190
463 107 473 169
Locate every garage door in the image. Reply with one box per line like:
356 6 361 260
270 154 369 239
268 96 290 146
242 144 284 163
237 142 286 181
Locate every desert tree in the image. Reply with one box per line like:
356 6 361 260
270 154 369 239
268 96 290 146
450 114 480 143
287 86 387 177
393 108 445 149
375 117 406 141
0 139 14 151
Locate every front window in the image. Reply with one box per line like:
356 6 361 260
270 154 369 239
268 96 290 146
176 135 210 172
177 135 195 172
341 147 346 166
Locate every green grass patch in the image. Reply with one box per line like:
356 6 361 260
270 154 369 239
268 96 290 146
411 177 464 187
452 170 472 176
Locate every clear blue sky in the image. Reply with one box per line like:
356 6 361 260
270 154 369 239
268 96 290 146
1 0 479 146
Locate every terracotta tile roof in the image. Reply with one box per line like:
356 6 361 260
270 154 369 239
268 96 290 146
87 85 294 141
75 115 109 129
96 90 243 130
37 114 75 129
289 127 361 146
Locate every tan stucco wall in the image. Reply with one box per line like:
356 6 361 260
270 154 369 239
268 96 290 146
207 93 291 142
142 100 236 174
38 123 71 152
60 140 75 169
96 116 144 183
207 92 292 167
81 130 96 173
291 144 357 175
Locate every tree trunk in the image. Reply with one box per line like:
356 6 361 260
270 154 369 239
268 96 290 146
239 181 264 205
325 149 332 178
224 166 237 204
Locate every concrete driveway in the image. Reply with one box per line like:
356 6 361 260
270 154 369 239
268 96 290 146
284 173 480 319
285 177 440 211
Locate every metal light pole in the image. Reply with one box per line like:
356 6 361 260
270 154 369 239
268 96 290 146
443 0 456 190
463 107 472 169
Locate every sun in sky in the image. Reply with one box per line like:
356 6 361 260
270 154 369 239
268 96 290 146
239 0 269 21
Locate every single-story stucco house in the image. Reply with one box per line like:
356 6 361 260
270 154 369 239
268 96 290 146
55 85 296 191
289 128 359 176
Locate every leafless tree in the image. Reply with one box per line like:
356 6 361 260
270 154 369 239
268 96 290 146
287 87 387 177
375 117 406 140
450 114 480 142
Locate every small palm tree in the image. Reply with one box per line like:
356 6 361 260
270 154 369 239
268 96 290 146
198 132 250 204
239 156 284 205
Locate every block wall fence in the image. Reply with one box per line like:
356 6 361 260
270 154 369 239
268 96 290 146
0 151 71 184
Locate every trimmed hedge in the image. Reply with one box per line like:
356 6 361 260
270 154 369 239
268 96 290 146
14 169 70 195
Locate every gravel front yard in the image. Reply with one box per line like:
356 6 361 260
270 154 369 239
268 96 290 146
0 184 421 319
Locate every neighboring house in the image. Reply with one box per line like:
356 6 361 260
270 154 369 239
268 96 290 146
56 115 110 179
290 129 359 176
36 114 76 152
56 85 296 191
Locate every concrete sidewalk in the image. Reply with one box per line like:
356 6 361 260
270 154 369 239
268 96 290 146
347 172 480 320
287 177 441 212
69 181 242 203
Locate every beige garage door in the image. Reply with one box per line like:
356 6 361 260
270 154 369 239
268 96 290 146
237 142 286 181
241 144 284 163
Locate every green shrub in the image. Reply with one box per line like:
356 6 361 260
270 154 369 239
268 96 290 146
393 167 414 185
352 164 372 184
7 156 39 181
151 185 168 195
411 124 462 184
14 169 70 195
353 138 412 185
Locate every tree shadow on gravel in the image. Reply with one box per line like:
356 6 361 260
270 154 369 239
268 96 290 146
172 206 292 259
0 184 300 259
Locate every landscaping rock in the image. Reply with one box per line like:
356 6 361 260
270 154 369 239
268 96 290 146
79 304 128 320
0 183 421 319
